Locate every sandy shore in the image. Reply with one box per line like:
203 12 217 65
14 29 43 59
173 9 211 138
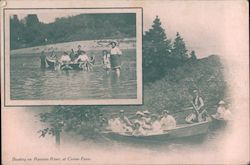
11 38 136 55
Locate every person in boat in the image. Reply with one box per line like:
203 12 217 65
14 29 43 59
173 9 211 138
118 110 133 132
132 120 147 136
213 100 232 120
60 51 71 63
60 51 72 70
75 51 90 71
69 49 76 61
49 50 57 59
160 110 176 130
76 45 82 58
185 89 207 123
135 111 151 129
142 110 151 125
102 50 111 75
110 41 122 77
108 114 122 132
150 114 163 134
40 51 46 69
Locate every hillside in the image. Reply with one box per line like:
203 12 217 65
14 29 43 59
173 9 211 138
101 55 228 123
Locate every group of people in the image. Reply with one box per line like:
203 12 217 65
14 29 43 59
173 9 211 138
40 41 123 76
107 109 177 136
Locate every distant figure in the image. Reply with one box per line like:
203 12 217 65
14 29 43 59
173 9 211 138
75 51 90 71
142 110 151 125
40 51 46 69
76 45 82 58
150 114 162 134
118 110 133 132
102 50 111 75
214 100 232 120
135 111 151 129
69 49 76 61
160 110 176 130
132 120 146 136
110 41 122 77
50 50 56 59
108 114 122 132
60 51 71 64
185 89 207 123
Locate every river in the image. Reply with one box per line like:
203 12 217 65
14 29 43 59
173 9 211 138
10 49 137 100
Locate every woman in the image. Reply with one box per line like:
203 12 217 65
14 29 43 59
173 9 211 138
102 50 111 75
110 41 122 77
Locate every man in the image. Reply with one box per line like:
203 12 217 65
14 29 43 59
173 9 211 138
60 51 71 64
69 49 76 61
213 100 232 120
160 110 176 130
110 41 122 77
185 89 206 123
150 114 162 134
40 51 46 69
142 110 151 125
136 111 151 129
75 51 90 71
118 110 133 132
76 45 82 58
132 120 146 136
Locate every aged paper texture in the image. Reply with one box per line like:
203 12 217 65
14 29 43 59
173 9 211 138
1 0 249 164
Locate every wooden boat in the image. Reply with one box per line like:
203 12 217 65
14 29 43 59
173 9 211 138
46 57 93 70
102 120 210 143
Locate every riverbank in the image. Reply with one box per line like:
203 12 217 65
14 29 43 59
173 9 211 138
10 37 136 55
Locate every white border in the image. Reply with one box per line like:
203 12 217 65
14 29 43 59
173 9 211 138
2 8 142 106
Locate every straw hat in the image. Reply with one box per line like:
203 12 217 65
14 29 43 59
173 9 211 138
143 110 150 115
134 120 141 125
218 100 226 105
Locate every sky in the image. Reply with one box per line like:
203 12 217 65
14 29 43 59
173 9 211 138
14 1 248 58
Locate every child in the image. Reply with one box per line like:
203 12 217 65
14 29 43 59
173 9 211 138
102 50 111 75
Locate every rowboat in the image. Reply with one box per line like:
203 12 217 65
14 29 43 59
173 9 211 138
45 57 92 70
102 120 210 143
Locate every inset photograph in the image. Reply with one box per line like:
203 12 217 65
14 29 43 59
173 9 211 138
4 8 142 105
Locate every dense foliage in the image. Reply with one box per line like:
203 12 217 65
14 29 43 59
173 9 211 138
10 13 136 50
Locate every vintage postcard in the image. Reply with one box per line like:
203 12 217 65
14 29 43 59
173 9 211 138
1 0 249 164
2 7 142 106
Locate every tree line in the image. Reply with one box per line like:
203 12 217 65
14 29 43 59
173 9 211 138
10 13 136 50
143 16 197 82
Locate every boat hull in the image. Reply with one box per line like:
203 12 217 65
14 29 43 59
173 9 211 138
103 121 210 143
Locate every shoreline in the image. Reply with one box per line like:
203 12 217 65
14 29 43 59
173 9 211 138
10 38 136 55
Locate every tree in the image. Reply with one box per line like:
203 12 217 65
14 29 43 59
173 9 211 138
10 15 25 49
143 16 172 82
171 32 189 61
190 50 197 60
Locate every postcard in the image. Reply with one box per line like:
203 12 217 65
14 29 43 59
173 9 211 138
1 0 249 164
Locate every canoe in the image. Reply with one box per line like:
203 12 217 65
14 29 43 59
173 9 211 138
102 120 210 143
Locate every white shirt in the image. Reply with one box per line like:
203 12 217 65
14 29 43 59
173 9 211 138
108 118 122 132
160 115 176 130
110 47 122 55
77 54 89 62
151 120 163 134
61 55 71 62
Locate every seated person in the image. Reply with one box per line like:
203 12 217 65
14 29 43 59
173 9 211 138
214 100 232 120
142 110 151 125
150 114 163 134
160 110 176 130
60 51 71 63
118 110 133 132
136 111 151 129
75 51 89 63
108 114 122 132
132 120 146 136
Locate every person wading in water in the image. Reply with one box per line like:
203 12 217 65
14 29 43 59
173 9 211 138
40 51 46 69
110 41 122 77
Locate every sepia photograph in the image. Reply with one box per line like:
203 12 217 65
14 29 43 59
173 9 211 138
1 0 249 165
4 8 142 105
